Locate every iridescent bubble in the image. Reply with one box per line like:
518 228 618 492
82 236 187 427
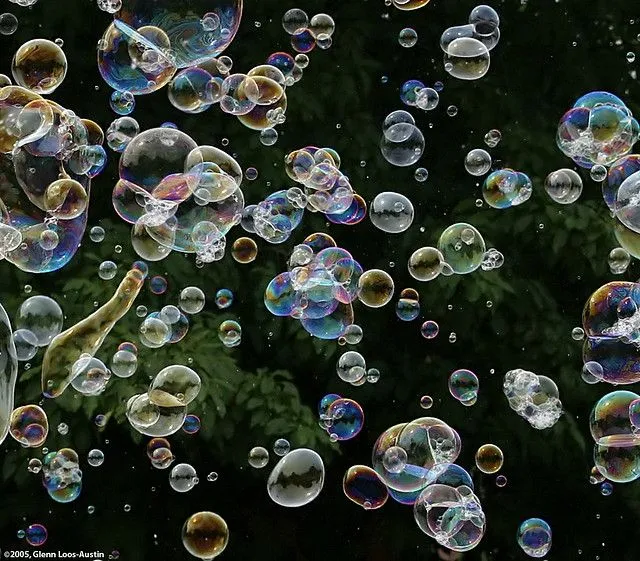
248 446 269 468
448 369 479 405
408 247 444 281
370 192 414 233
438 223 486 275
16 296 63 347
12 39 67 94
12 329 38 361
396 295 420 321
358 269 394 308
601 481 613 495
325 398 364 440
9 404 48 447
182 414 201 435
291 29 315 54
517 518 552 558
149 275 168 295
42 448 82 503
342 324 363 345
70 355 111 396
218 319 241 347
343 465 388 510
444 37 490 80
25 523 47 547
483 169 532 209
475 443 503 474
42 178 88 220
267 448 325 507
484 128 502 147
170 463 199 493
179 287 206 314
182 511 229 560
215 288 233 309
544 168 583 204
630 398 640 429
464 148 492 176
110 90 135 115
167 67 217 114
400 79 425 107
420 320 439 340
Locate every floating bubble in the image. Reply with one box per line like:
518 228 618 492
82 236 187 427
504 369 562 429
601 481 613 495
231 236 258 263
370 192 414 233
16 296 63 347
70 355 111 396
449 369 479 405
98 260 118 281
464 148 492 176
475 443 503 474
517 518 552 558
110 90 135 115
309 13 335 38
149 364 201 407
438 223 486 274
325 398 364 440
9 404 48 447
182 511 229 560
28 458 42 473
149 275 168 295
273 438 291 457
267 448 325 507
25 523 47 547
282 8 308 35
139 316 170 348
396 294 420 321
444 37 490 81
343 465 388 510
414 167 429 182
42 448 82 503
12 39 67 94
421 320 439 340
12 329 38 361
87 449 105 467
89 226 105 242
608 247 631 274
544 168 583 204
380 124 424 167
215 288 233 309
170 463 199 493
358 269 394 308
0 13 18 35
408 247 444 281
399 28 418 48
483 169 532 209
420 395 434 409
248 446 269 468
383 445 408 474
182 414 201 435
336 351 366 383
179 287 206 314
416 88 439 111
107 116 139 152
484 128 502 147
41 266 146 397
219 319 241 347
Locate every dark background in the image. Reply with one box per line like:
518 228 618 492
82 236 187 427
1 0 640 559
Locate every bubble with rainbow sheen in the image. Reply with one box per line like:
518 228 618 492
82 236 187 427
421 320 439 339
604 154 640 211
182 414 201 435
25 523 47 547
215 288 234 309
9 404 48 447
589 390 640 483
219 319 241 347
326 194 367 226
318 393 341 422
448 369 479 405
42 448 83 503
517 518 552 558
300 302 354 339
343 465 388 510
396 294 420 322
253 190 304 244
168 67 217 114
266 52 295 78
437 223 486 275
264 272 296 317
372 418 462 493
149 275 168 295
388 485 423 506
400 79 426 107
303 232 336 252
482 169 532 209
324 398 364 441
167 312 189 344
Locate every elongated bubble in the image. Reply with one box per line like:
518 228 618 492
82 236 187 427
0 304 18 446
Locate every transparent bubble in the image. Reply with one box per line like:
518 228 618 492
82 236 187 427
139 316 170 348
218 319 241 347
337 351 367 383
182 511 229 560
110 90 135 116
343 465 388 510
149 364 201 407
380 124 424 167
259 127 278 146
16 296 63 347
438 223 486 274
398 28 418 48
0 13 18 36
12 329 38 361
87 449 105 467
179 287 206 314
504 369 562 429
282 9 309 35
608 247 631 274
248 446 270 468
475 443 503 474
98 260 117 280
89 226 105 243
444 37 490 80
544 169 583 205
571 326 585 340
414 167 429 182
421 320 439 340
590 164 607 182
383 445 408 474
484 128 502 147
449 369 479 405
70 355 111 396
464 148 492 176
12 39 67 94
408 247 444 281
267 448 325 507
419 395 434 409
483 169 532 209
517 518 552 558
169 463 199 493
358 269 394 308
106 116 139 153
342 324 363 345
9 405 48 447
273 438 291 457
370 192 414 233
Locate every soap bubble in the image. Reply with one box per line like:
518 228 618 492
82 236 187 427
218 319 241 347
408 247 444 281
615 171 640 233
25 523 47 547
248 446 269 468
182 511 229 560
309 13 335 38
420 395 434 409
475 444 503 473
87 449 105 467
464 148 492 176
484 128 502 147
469 4 500 34
231 236 258 263
110 90 135 115
179 287 206 314
396 293 420 321
12 329 38 361
107 116 139 152
98 260 118 280
504 369 562 429
167 67 217 114
343 465 388 510
182 414 201 435
42 448 82 503
70 355 111 396
380 123 424 167
608 247 631 274
337 351 366 383
12 39 67 94
274 438 291 457
0 13 18 36
149 364 201 407
438 223 486 274
282 8 308 35
341 324 363 345
170 463 199 492
399 28 418 48
517 518 552 558
483 169 532 209
358 269 394 308
324 398 364 440
370 192 414 233
544 168 583 204
383 445 408 474
139 316 170 348
89 226 106 242
591 164 608 182
416 88 439 111
421 320 439 339
448 369 479 405
9 405 48 447
444 37 490 80
267 448 325 507
215 288 234 309
16 296 63 347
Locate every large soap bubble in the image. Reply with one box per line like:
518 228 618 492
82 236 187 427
267 448 325 507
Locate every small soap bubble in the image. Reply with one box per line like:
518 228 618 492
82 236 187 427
98 261 117 280
89 226 105 243
248 446 270 468
398 28 418 47
87 449 105 467
608 247 631 274
179 287 206 314
419 395 433 409
273 438 290 456
414 167 429 182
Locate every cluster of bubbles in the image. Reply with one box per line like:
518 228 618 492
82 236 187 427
126 364 201 437
318 393 364 441
369 417 486 551
282 9 336 53
266 448 325 507
264 232 361 340
146 437 174 470
0 62 107 272
42 448 83 503
503 369 563 430
557 92 639 169
182 511 229 560
112 128 245 264
482 169 533 209
589 390 640 484
9 404 48 447
581 282 640 385
517 518 552 558
440 5 501 81
380 110 425 167
400 80 440 112
110 341 138 378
